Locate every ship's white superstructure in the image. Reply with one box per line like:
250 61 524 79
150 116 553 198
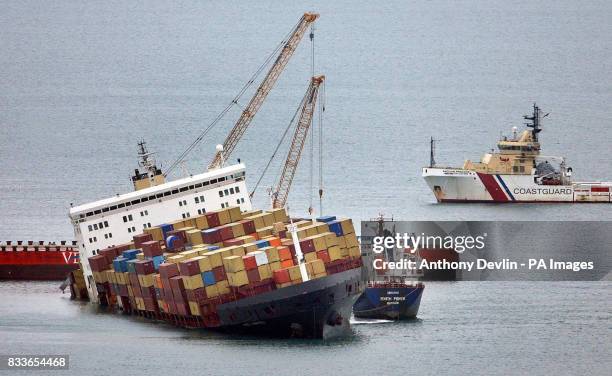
69 163 252 296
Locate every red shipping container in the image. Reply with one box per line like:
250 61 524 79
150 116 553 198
169 276 187 302
223 238 244 247
168 301 178 315
99 247 119 264
277 246 292 261
246 268 261 283
186 287 208 304
178 259 201 276
218 225 234 241
141 240 163 258
128 272 140 287
143 297 158 312
212 266 226 281
158 263 179 279
135 260 155 275
278 230 287 239
240 219 256 235
273 269 291 284
133 233 153 249
141 286 155 299
267 237 281 247
316 250 331 264
167 229 187 244
299 239 315 253
88 255 108 272
176 302 190 317
280 259 294 268
205 212 221 228
202 228 221 244
242 255 258 271
132 284 143 298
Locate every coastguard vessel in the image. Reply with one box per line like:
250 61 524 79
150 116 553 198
422 104 611 203
354 216 424 320
67 13 364 339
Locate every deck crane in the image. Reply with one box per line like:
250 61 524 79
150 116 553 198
271 75 325 209
208 13 319 170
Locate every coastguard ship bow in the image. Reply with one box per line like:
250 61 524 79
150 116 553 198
422 104 612 203
67 13 364 339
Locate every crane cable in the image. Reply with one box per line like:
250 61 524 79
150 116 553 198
164 18 302 178
308 23 315 215
318 79 325 215
249 86 310 199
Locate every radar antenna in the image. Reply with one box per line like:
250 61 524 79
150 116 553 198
523 103 549 142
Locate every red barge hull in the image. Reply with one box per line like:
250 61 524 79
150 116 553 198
0 242 80 280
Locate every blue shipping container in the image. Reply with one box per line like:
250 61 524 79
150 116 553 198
255 240 269 249
126 259 138 273
160 223 174 240
317 215 337 223
152 255 165 270
122 249 140 260
328 221 344 237
202 271 216 286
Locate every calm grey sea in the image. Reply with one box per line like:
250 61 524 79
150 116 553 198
0 1 610 375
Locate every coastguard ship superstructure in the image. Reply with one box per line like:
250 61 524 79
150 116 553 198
422 104 612 203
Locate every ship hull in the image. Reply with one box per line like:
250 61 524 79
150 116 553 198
215 267 363 339
423 168 611 203
0 248 80 280
0 264 78 280
353 284 424 320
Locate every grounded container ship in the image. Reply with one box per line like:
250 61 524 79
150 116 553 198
69 158 362 338
423 104 612 203
0 241 79 280
354 217 424 320
67 12 364 339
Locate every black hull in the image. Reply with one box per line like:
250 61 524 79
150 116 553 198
353 285 424 320
215 267 363 339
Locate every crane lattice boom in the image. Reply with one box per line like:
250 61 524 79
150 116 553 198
272 75 325 209
208 13 319 170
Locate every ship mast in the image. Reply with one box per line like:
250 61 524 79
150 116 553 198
523 103 548 143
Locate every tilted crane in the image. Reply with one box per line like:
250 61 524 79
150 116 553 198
208 13 319 170
271 75 325 209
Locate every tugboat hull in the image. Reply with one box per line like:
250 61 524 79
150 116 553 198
353 284 424 320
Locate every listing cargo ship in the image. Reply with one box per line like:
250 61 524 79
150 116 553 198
67 13 364 339
69 156 363 338
422 104 612 203
0 241 79 280
354 217 424 320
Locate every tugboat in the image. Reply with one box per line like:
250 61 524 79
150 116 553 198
353 216 424 320
423 104 612 203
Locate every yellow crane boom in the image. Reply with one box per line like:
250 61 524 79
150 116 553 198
272 75 325 209
209 13 319 170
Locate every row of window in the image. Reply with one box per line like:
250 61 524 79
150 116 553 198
78 173 244 219
123 214 134 223
194 195 205 204
104 233 113 239
140 210 149 217
126 226 137 233
219 186 240 197
88 221 109 232
220 197 246 208
88 237 97 243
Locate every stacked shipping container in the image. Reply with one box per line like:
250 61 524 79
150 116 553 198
84 206 362 328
